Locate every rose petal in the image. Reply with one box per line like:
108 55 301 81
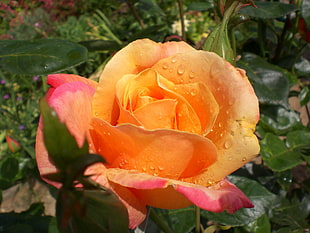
117 69 209 134
106 169 253 212
90 118 217 179
85 163 147 229
153 51 260 182
36 80 96 186
92 39 195 124
158 75 219 135
133 99 178 129
46 73 98 99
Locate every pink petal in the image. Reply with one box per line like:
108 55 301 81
106 169 253 212
36 81 96 186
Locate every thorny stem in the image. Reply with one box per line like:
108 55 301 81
177 0 186 41
125 0 145 29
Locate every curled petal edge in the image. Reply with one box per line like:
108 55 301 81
106 169 253 213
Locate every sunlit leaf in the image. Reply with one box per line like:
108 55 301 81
0 39 88 75
238 53 292 107
260 133 303 171
301 0 310 28
240 214 271 233
299 86 310 107
259 105 303 135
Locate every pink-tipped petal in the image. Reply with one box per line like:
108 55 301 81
36 81 96 185
106 169 253 212
175 179 253 213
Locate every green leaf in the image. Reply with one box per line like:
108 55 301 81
39 98 88 172
239 214 271 233
187 2 213 11
57 189 129 233
127 25 166 42
1 157 19 180
301 0 310 28
271 195 310 230
260 133 303 171
78 40 121 52
240 1 298 19
238 53 291 107
299 86 310 107
201 176 277 226
285 130 310 151
259 105 303 135
0 39 88 75
153 207 196 233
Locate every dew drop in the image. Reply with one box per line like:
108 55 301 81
107 132 111 136
224 140 232 149
228 157 233 161
158 166 164 171
153 173 158 176
190 89 197 96
177 64 185 75
178 113 182 117
95 112 99 116
150 165 155 170
189 70 195 79
171 56 178 63
162 63 168 70
218 122 222 128
142 167 147 172
242 157 246 162
169 68 173 73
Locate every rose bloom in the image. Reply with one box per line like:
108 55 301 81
36 39 260 228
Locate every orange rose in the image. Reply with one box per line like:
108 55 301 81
36 39 260 229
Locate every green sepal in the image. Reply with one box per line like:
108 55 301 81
65 154 106 187
56 188 129 233
39 98 89 172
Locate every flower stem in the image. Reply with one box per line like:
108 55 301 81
195 206 201 233
149 208 174 233
177 0 186 41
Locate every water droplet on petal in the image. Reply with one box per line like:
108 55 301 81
142 167 147 172
224 140 232 149
190 89 197 96
158 166 164 171
242 157 246 162
177 64 185 75
189 70 195 79
228 157 233 161
107 132 111 136
150 165 155 170
95 112 99 116
171 56 178 63
162 63 168 70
